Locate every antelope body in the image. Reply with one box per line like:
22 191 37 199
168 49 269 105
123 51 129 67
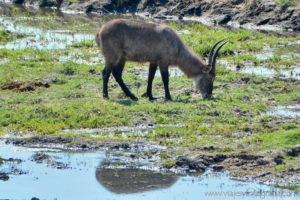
96 19 228 100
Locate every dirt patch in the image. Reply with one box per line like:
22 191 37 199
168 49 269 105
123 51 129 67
1 81 50 92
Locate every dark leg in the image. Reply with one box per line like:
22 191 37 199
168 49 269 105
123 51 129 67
142 63 157 100
112 60 138 101
102 66 112 99
159 67 172 101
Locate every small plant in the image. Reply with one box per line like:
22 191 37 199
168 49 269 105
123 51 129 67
71 40 94 48
0 30 10 43
60 62 77 75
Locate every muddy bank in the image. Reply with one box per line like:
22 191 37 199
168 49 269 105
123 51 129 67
3 0 300 32
3 136 300 187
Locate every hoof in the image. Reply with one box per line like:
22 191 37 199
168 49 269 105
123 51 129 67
149 97 157 101
130 96 138 101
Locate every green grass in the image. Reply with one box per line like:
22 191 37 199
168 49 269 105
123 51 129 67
70 40 94 48
0 12 300 174
0 29 11 43
246 129 300 150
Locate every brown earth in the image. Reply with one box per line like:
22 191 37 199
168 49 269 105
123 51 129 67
4 0 300 32
1 81 50 92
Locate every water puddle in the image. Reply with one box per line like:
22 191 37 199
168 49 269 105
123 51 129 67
254 44 300 61
0 17 94 50
239 66 300 80
1 142 298 200
268 105 300 118
58 51 104 65
225 60 300 80
61 124 184 137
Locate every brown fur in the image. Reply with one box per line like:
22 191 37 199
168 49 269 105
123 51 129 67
97 19 208 78
96 19 226 100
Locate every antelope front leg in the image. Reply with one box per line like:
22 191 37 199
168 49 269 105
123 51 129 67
159 66 172 101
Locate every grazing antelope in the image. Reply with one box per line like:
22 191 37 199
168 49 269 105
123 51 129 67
96 19 228 101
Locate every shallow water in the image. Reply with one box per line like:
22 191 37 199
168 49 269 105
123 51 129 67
0 17 94 50
225 61 300 80
239 66 300 80
268 105 300 118
0 142 298 200
61 123 184 138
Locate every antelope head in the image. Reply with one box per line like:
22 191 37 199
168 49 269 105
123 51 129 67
194 39 229 99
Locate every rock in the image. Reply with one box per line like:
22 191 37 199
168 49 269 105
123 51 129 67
30 153 69 169
256 159 269 165
30 153 52 163
20 84 35 92
236 153 260 160
256 171 272 178
88 68 96 74
286 145 300 157
43 76 59 83
256 18 271 25
274 155 284 165
175 156 207 172
0 172 9 181
2 158 22 164
31 197 40 200
241 77 251 83
110 143 131 150
202 145 215 151
66 94 84 99
215 14 232 25
212 165 224 171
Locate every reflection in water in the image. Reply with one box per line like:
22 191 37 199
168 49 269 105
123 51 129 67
96 167 178 194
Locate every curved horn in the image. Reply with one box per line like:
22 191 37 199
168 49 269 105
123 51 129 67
211 41 230 74
208 39 226 65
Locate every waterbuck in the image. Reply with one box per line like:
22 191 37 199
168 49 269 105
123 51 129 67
96 19 228 101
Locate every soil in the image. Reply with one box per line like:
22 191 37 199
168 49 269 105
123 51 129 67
1 81 50 92
4 0 300 32
3 136 300 186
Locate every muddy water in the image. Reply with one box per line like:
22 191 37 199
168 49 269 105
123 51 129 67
1 143 298 200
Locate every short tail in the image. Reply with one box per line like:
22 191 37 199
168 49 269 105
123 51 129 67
95 31 102 50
